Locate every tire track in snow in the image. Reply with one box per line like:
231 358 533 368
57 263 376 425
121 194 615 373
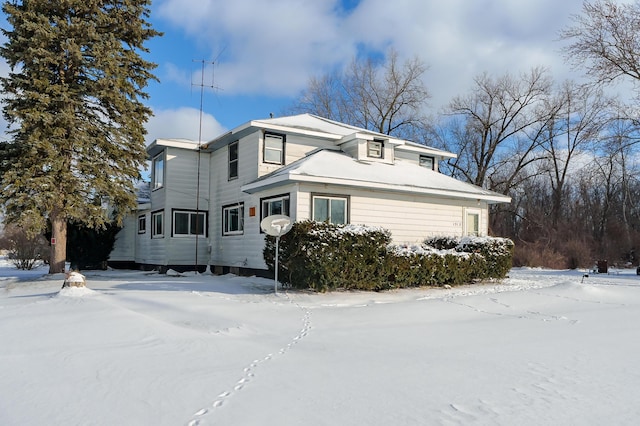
186 292 312 426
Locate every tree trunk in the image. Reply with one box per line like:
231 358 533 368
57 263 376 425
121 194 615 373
49 211 67 274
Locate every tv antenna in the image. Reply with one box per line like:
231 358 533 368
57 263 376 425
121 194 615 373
191 59 219 273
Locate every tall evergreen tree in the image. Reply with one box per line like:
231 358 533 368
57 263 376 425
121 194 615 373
0 0 160 273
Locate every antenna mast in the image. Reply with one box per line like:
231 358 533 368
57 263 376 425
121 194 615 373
192 59 216 273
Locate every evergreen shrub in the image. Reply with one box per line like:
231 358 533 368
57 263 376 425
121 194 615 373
264 222 514 291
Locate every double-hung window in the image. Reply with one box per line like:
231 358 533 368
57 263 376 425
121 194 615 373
173 210 206 237
152 153 164 190
151 210 164 238
312 195 348 225
138 215 146 234
264 133 285 164
223 203 244 235
229 141 239 180
261 194 290 221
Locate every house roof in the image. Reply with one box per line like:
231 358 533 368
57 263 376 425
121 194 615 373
241 149 511 204
202 113 455 159
147 138 199 158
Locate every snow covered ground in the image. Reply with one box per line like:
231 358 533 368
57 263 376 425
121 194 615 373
2 260 640 425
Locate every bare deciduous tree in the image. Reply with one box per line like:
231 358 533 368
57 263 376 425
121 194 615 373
444 67 552 190
561 0 640 89
289 49 430 139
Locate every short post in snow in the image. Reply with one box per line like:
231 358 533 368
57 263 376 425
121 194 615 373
260 215 293 294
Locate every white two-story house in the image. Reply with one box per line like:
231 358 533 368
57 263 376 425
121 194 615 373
109 114 511 274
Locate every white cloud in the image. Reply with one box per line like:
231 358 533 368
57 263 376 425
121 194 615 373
154 0 606 110
145 107 226 146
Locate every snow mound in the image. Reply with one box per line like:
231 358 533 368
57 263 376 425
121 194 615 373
58 286 96 298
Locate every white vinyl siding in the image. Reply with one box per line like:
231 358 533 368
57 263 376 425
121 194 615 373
296 184 489 243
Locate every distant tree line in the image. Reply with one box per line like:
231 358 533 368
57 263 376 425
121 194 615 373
289 0 640 269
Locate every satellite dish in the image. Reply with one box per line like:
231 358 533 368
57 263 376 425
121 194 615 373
260 214 292 237
260 215 293 294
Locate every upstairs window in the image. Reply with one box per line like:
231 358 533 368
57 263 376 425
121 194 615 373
152 153 164 190
264 133 285 164
312 195 348 225
173 210 206 237
261 194 290 221
229 141 239 180
420 155 435 170
367 140 383 159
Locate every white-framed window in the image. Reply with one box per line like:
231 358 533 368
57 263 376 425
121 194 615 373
152 152 164 190
223 203 244 235
465 209 480 236
367 140 383 159
151 210 164 238
229 141 239 180
261 194 290 221
264 133 285 164
173 210 206 237
312 195 348 225
419 155 434 170
138 215 146 234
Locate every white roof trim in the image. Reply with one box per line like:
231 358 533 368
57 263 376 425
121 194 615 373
241 150 511 204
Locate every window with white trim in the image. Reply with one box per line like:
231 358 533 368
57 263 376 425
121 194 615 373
419 155 434 170
152 152 164 190
466 210 480 236
367 140 383 159
173 210 206 237
151 211 164 238
261 194 290 223
229 141 239 180
264 133 285 164
223 203 244 235
312 195 348 225
138 215 146 234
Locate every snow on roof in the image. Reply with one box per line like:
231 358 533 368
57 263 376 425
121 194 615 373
251 113 386 138
146 138 200 157
242 150 511 203
205 114 454 157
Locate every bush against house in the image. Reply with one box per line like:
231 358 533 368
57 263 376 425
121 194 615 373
264 221 514 291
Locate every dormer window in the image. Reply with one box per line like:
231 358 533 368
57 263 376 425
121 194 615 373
367 140 383 159
419 155 434 170
264 133 285 164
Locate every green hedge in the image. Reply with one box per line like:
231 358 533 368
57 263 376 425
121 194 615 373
264 221 514 292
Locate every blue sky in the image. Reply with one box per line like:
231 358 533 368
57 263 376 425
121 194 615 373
0 0 632 147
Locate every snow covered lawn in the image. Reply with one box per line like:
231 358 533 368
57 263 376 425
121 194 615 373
2 263 640 425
